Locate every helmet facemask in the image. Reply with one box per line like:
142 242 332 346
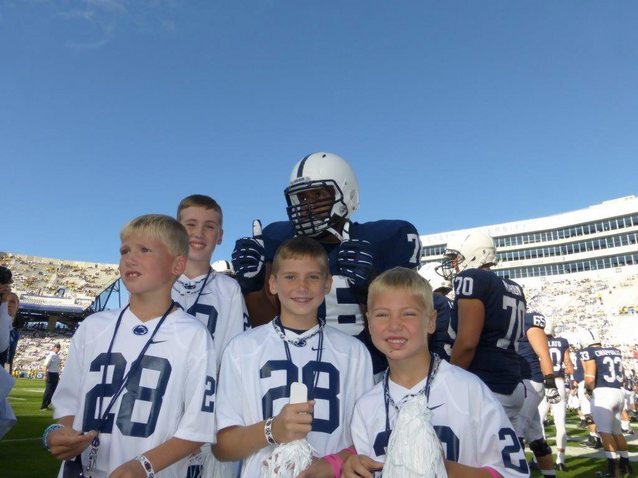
285 180 348 238
438 250 463 281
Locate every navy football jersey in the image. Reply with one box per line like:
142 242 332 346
429 293 455 361
548 336 570 378
517 312 545 382
262 219 421 335
451 268 526 394
571 352 584 383
579 346 624 389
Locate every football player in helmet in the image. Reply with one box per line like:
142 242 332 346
418 262 455 361
517 311 559 477
441 230 527 437
579 329 632 477
232 152 421 374
538 317 574 471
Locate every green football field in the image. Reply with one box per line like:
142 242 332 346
1 379 636 477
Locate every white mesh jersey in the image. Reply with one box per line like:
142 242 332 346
172 271 249 360
216 322 373 478
52 307 217 478
350 360 530 478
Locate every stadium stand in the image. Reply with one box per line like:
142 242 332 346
0 252 119 376
420 196 638 373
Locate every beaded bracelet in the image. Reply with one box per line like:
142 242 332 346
42 423 65 450
135 454 155 478
264 417 278 446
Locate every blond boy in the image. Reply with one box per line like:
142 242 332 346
345 267 530 478
45 214 216 478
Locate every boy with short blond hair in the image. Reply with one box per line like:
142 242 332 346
45 214 217 478
215 236 373 477
344 267 530 478
173 194 248 358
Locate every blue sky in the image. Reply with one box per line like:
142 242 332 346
1 0 637 266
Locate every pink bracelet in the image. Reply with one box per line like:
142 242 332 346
344 447 356 456
323 454 344 478
483 466 501 478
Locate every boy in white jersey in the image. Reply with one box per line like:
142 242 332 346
344 267 530 478
45 214 217 478
214 236 373 477
173 194 248 357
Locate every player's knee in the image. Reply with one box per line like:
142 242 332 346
585 414 595 425
529 438 552 458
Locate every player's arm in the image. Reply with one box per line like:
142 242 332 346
232 220 280 327
450 298 484 369
527 327 553 376
109 437 203 478
528 326 561 403
243 262 279 327
213 401 315 461
563 348 575 375
583 359 596 392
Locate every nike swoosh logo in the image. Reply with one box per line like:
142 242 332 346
428 403 444 411
150 340 168 345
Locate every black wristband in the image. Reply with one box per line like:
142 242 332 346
544 374 557 388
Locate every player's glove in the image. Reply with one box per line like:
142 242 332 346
544 374 561 404
336 239 374 289
584 387 594 401
232 220 265 293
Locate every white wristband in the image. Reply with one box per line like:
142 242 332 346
135 454 155 478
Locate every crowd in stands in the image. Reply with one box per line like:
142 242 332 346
520 273 638 372
0 252 119 310
9 329 70 378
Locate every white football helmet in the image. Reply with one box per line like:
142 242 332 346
285 152 359 238
579 328 601 347
212 259 234 275
418 262 452 294
438 230 497 280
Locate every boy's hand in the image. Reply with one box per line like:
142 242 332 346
272 400 314 444
336 239 374 288
47 427 96 460
232 219 266 293
342 454 383 477
108 459 146 478
296 457 333 477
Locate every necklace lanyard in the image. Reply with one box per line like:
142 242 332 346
87 301 174 471
190 268 212 311
272 316 325 400
383 353 441 434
